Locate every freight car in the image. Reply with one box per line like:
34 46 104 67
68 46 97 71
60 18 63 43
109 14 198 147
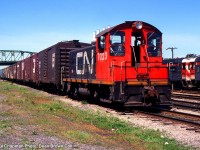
2 21 171 107
0 69 2 78
163 58 184 89
163 54 200 89
2 40 91 90
37 41 91 91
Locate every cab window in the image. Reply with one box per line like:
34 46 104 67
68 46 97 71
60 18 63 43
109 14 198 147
98 35 106 50
191 63 195 70
182 63 186 70
188 64 190 70
147 32 161 57
110 31 125 56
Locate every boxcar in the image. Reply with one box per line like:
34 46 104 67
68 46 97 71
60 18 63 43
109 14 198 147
30 53 38 83
38 40 91 89
0 69 2 78
163 58 184 88
195 57 200 84
24 56 31 82
163 55 200 89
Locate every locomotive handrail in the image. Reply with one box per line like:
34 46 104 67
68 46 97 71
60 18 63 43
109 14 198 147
120 61 126 94
116 61 168 86
131 45 137 67
114 64 168 68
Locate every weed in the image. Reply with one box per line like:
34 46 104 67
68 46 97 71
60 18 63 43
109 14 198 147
63 130 92 143
0 120 12 130
32 130 38 135
81 100 88 104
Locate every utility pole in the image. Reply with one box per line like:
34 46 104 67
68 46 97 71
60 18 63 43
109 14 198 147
166 47 177 59
166 47 177 91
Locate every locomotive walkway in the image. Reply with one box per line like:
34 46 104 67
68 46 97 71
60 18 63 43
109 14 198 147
0 50 35 65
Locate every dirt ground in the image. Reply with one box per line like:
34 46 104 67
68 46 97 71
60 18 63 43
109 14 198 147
0 81 126 150
0 81 200 149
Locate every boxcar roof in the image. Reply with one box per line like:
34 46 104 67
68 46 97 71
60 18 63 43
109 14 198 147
163 58 184 64
38 40 91 52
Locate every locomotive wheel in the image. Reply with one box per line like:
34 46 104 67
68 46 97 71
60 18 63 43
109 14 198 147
68 84 79 99
98 85 112 103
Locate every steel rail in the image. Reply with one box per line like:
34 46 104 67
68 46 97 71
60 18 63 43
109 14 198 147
172 100 200 110
137 107 200 127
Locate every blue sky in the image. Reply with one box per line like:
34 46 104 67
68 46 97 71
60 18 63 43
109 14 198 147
0 0 200 67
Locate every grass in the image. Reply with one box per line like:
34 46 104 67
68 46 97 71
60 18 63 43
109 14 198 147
0 120 12 130
0 81 192 150
63 130 92 142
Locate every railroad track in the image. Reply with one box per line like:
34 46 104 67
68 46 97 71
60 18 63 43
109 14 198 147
172 91 200 99
136 107 200 132
171 91 200 110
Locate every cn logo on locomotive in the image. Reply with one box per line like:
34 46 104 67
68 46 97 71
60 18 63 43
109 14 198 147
76 50 94 75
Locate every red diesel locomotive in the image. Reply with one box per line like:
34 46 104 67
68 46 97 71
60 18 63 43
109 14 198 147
1 21 171 107
67 21 171 106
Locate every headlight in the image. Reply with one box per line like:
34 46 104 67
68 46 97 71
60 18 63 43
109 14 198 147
136 21 143 29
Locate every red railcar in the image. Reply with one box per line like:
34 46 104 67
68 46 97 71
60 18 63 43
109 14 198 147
16 61 21 80
13 64 17 79
24 56 31 82
2 68 5 78
21 60 25 81
30 53 38 83
6 65 12 79
38 50 45 83
2 67 7 79
8 65 13 79
5 66 12 79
